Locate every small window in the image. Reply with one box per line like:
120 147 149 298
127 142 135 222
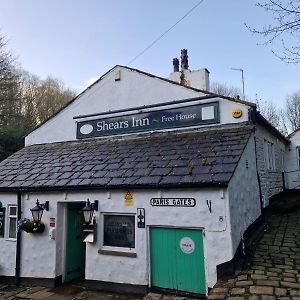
103 214 135 249
297 147 300 169
264 139 275 170
7 205 17 239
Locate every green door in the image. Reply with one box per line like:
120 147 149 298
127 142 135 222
150 227 206 295
65 203 86 282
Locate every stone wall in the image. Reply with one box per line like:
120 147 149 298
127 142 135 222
254 124 286 207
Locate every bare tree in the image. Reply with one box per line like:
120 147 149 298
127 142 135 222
19 71 40 130
20 73 76 128
210 82 242 98
255 96 288 134
248 0 300 63
286 91 300 131
34 76 75 124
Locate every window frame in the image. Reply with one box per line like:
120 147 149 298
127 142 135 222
6 205 17 241
297 147 300 170
100 213 136 254
264 139 275 171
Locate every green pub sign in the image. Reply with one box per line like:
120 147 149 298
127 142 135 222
76 102 219 139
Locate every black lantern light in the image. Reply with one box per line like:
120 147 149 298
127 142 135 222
30 200 49 223
82 199 98 225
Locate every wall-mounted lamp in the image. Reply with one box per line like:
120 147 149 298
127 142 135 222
30 200 49 223
82 199 98 225
82 199 98 243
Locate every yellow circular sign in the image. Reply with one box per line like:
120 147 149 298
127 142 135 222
232 108 243 118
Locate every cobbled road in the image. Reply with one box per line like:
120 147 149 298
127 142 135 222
209 209 300 299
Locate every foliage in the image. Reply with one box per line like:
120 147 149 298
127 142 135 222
20 72 76 130
248 0 300 63
255 97 288 134
18 218 45 234
210 82 242 98
0 32 75 161
0 126 27 161
286 91 300 131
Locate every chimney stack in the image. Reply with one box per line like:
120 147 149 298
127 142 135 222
173 58 179 72
180 49 189 71
168 49 210 91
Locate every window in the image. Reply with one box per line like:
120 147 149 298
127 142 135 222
264 140 275 170
297 147 300 169
103 214 135 249
7 205 17 239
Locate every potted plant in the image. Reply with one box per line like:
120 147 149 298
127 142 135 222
18 218 45 233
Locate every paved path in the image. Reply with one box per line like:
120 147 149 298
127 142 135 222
1 209 299 300
208 210 300 299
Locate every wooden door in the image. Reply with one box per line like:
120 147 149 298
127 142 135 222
150 227 206 295
65 203 86 282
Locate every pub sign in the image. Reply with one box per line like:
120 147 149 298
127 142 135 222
77 102 219 139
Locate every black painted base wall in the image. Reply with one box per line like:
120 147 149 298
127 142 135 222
0 275 62 288
84 279 148 295
216 215 268 279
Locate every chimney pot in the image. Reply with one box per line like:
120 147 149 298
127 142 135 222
181 49 189 71
173 58 179 72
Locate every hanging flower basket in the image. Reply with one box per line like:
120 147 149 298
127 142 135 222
18 218 45 234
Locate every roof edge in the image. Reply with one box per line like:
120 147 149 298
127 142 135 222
27 65 257 138
0 181 229 193
250 109 289 144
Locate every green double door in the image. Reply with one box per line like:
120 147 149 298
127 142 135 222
150 227 206 295
65 203 86 282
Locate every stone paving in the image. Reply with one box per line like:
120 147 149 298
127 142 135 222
208 209 300 300
1 209 299 299
0 284 195 300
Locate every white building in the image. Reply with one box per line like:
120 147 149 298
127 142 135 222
0 54 289 296
284 129 300 189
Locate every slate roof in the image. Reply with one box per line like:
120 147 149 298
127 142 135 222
0 125 253 191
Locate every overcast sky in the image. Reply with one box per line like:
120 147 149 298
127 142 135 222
1 0 299 109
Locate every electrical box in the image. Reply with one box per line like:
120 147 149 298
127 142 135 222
0 207 6 238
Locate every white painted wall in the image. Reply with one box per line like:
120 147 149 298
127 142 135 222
25 67 203 146
255 124 286 206
169 68 210 91
0 194 18 277
20 193 57 279
227 134 261 252
285 130 300 189
25 66 251 146
0 188 234 289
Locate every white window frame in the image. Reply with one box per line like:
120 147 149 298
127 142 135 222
100 213 136 254
297 147 300 170
264 139 275 170
6 205 17 241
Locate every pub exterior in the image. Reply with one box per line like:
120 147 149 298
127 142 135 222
0 63 289 296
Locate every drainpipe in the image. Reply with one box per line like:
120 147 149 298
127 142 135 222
15 192 22 286
250 109 264 213
282 172 286 190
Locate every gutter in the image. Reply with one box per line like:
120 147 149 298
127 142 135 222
0 181 229 194
15 192 22 286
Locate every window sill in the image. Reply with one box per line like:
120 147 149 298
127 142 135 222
5 238 16 242
98 249 137 258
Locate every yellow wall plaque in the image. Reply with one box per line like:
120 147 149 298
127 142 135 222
124 191 134 206
232 108 243 118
